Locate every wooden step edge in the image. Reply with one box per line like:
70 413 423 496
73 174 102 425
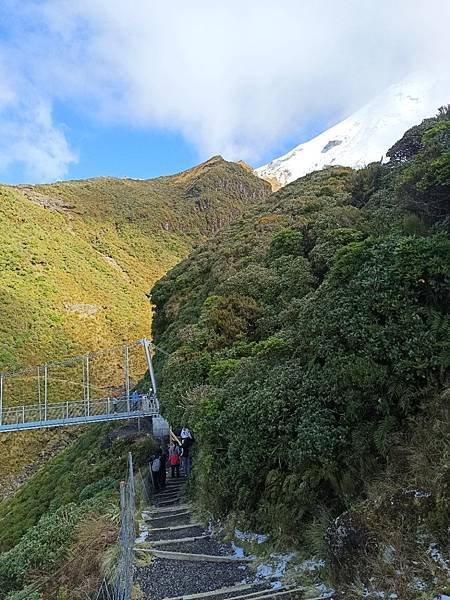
146 511 191 522
148 503 191 514
163 587 329 600
207 586 281 600
160 582 258 600
149 522 203 533
150 534 211 546
224 587 305 600
152 492 183 499
138 548 253 563
144 507 190 517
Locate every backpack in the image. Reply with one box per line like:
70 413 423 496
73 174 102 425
169 453 180 466
151 457 161 472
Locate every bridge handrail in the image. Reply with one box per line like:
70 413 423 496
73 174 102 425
0 393 159 427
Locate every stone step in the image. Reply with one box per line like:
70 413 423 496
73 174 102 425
154 497 184 507
135 557 253 600
148 503 191 515
165 478 187 486
153 485 184 498
150 534 211 546
152 534 235 558
140 548 253 563
149 522 203 533
160 582 268 600
161 587 310 600
144 510 190 521
148 525 206 542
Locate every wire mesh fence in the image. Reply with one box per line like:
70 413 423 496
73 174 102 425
96 452 136 600
115 452 136 600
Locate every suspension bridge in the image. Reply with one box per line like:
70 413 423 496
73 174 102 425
0 338 162 433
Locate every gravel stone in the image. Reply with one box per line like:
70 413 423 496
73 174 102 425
149 513 192 528
156 536 234 556
135 558 251 600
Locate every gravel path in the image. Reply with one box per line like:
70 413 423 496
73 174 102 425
149 513 192 528
135 558 251 600
135 476 270 600
156 536 234 556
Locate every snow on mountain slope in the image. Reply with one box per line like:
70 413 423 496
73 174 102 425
256 73 450 187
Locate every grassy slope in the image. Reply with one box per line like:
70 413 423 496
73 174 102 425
0 422 155 598
0 156 270 493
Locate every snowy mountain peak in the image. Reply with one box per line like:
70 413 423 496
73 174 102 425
256 73 450 187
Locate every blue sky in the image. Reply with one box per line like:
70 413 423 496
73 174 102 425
0 0 447 184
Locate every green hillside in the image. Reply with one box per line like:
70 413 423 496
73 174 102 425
151 110 450 596
0 423 155 598
0 156 270 493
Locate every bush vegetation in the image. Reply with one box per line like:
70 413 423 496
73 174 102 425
150 110 450 596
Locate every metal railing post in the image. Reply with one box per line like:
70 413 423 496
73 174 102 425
0 374 3 427
128 452 135 497
44 364 48 421
37 366 42 421
124 346 130 412
142 338 157 397
85 355 90 417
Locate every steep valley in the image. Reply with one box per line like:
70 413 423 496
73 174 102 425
0 156 270 496
0 111 449 599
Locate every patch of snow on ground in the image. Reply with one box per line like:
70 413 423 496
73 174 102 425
255 553 296 588
414 577 427 591
406 488 432 498
231 542 251 559
428 543 450 577
362 591 399 599
297 557 326 572
135 522 150 544
234 529 269 544
233 529 330 596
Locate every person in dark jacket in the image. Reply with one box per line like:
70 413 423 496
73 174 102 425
181 432 194 476
150 449 162 491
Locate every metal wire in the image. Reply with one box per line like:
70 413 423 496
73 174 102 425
0 338 151 378
113 452 136 600
95 452 136 600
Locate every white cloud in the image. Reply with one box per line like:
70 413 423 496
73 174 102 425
1 0 450 179
0 56 76 182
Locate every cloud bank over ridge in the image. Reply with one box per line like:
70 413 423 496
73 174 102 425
1 0 449 181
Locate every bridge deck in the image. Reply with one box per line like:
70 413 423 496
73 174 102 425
0 394 159 433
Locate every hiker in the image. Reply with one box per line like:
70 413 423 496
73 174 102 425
180 427 192 440
181 429 194 477
159 445 167 488
168 442 181 478
130 390 140 411
150 450 162 491
142 392 150 412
